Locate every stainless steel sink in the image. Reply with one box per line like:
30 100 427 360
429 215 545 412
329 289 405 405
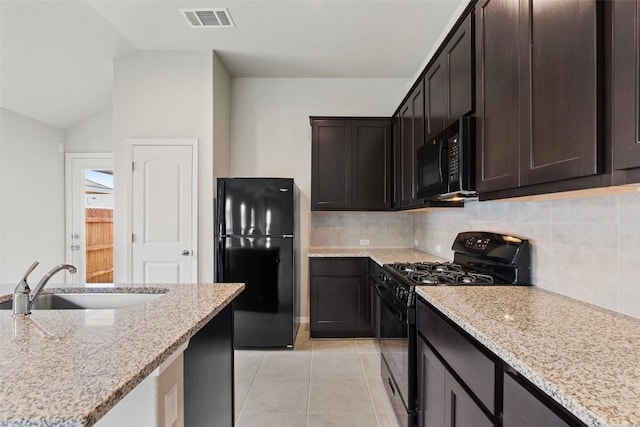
0 292 165 310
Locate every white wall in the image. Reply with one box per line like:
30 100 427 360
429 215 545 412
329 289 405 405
212 53 231 182
65 107 113 153
412 192 640 319
113 50 215 283
230 77 408 318
0 108 66 282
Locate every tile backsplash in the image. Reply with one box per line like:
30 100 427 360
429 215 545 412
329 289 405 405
310 212 413 248
412 191 640 319
310 191 640 319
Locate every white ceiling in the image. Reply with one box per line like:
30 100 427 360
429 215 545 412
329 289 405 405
0 0 464 129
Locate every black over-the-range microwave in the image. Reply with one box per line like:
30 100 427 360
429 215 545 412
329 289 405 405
416 116 476 200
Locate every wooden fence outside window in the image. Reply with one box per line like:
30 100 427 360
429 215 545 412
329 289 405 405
85 208 113 283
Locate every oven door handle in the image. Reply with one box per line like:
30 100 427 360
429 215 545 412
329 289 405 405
375 284 406 321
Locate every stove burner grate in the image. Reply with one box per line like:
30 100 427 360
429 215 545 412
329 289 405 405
391 261 496 285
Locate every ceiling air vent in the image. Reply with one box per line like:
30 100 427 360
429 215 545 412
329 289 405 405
181 9 235 28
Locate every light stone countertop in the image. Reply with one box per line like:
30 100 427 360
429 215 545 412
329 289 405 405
307 247 448 266
415 286 640 427
0 282 244 426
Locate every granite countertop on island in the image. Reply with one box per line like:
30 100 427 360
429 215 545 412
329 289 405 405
415 286 640 427
0 282 244 426
308 247 448 266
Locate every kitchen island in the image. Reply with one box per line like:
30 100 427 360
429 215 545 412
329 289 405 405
0 282 243 426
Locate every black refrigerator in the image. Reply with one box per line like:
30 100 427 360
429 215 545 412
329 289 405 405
215 178 299 348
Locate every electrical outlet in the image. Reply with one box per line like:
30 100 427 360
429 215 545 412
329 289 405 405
165 383 178 427
435 244 442 253
360 239 370 246
414 239 419 246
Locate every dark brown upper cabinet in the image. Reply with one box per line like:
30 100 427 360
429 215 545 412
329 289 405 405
476 0 601 196
400 81 425 207
520 0 600 187
425 13 473 140
475 0 522 193
425 59 447 138
311 117 392 211
612 0 640 173
393 114 402 209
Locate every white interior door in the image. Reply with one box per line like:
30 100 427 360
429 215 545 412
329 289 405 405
131 143 197 284
65 154 113 285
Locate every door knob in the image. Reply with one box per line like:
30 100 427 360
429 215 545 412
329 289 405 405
182 250 192 256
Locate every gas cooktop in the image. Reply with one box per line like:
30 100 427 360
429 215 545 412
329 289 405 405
384 231 532 288
388 261 496 285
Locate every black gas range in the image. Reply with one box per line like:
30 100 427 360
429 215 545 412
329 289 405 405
376 231 531 427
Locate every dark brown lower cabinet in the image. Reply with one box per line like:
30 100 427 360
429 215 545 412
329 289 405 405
503 373 571 427
418 298 586 427
309 258 372 338
418 336 494 427
445 371 495 427
418 338 446 427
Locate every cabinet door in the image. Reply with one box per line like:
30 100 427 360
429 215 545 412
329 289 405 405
444 372 495 427
311 119 352 210
503 373 570 427
425 59 447 138
612 0 640 170
309 258 371 338
352 120 392 210
310 276 369 336
475 0 521 193
393 115 402 209
519 0 600 186
418 338 446 427
446 13 474 123
400 82 424 207
411 82 425 207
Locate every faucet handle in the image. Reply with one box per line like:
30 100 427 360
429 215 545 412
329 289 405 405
20 261 40 284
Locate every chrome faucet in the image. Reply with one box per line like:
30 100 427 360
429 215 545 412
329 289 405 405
12 262 77 317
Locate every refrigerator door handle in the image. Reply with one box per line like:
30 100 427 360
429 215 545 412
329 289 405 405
216 239 224 282
217 181 226 236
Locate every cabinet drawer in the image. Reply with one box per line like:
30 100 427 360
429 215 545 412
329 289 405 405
310 258 367 277
417 299 497 414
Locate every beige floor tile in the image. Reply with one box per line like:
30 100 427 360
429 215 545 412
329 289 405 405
309 378 375 414
242 377 310 414
311 339 358 353
235 376 253 415
236 413 308 427
359 353 382 378
366 377 395 414
258 352 312 378
375 412 402 427
355 339 380 353
311 353 365 378
235 350 265 379
308 413 378 427
294 333 313 352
